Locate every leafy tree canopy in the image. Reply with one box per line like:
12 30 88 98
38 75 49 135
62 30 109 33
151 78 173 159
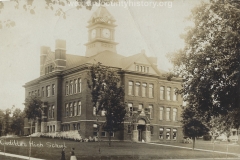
0 0 115 29
87 62 126 145
24 96 43 121
168 0 240 131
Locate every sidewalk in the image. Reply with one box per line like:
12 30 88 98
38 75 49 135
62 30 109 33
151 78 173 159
0 152 44 160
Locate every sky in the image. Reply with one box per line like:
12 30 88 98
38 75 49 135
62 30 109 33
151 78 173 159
0 0 202 111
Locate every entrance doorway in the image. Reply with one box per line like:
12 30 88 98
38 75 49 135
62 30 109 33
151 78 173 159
137 125 145 141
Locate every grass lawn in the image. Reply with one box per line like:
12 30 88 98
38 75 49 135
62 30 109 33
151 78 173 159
0 137 238 160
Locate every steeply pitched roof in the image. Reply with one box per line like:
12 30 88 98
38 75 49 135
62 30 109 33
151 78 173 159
88 6 116 23
65 54 89 69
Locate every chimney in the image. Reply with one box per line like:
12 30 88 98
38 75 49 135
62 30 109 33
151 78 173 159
54 39 66 71
40 46 50 76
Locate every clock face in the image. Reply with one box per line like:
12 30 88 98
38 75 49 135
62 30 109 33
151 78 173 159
102 29 110 38
91 29 96 39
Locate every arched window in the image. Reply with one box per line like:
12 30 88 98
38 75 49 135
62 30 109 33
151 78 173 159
52 105 55 118
135 82 140 96
149 84 154 98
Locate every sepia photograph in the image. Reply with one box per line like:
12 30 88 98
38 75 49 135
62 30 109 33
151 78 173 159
0 0 240 159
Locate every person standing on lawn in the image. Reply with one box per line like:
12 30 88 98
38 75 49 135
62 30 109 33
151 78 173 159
70 147 77 160
60 147 66 160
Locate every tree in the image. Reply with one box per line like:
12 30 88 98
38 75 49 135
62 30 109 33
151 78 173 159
87 62 126 146
10 108 24 136
167 0 240 131
181 106 209 150
24 95 43 158
0 0 116 29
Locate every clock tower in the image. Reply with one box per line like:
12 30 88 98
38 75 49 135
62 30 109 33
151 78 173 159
85 6 118 57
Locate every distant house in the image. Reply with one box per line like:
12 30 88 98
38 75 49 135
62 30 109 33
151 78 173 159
23 6 183 142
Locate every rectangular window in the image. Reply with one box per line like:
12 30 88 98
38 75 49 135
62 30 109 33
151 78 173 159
167 87 171 101
149 84 154 98
52 84 55 96
135 82 140 96
53 125 55 132
42 87 44 97
74 102 77 116
74 79 77 94
142 83 147 97
78 101 81 116
93 124 97 136
101 131 106 137
77 123 80 130
159 107 163 120
166 108 170 121
149 105 153 119
160 86 165 100
78 78 81 93
147 67 149 73
110 132 114 137
66 82 69 96
138 104 143 111
159 128 164 139
173 108 177 121
38 89 40 97
143 66 145 72
166 128 171 140
173 88 178 101
128 103 133 116
150 126 154 135
52 105 54 118
93 107 96 116
70 81 73 95
46 86 50 97
65 104 69 117
48 107 51 119
127 125 132 134
101 110 106 116
128 81 133 95
173 129 177 140
70 103 73 117
135 65 139 71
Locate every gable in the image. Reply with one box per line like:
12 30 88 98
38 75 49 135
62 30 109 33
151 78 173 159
124 54 159 75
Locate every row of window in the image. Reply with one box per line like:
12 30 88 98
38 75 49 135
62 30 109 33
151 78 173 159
93 124 114 137
128 81 179 101
28 84 55 98
47 125 55 132
65 78 82 96
48 106 55 119
135 64 149 73
65 101 81 117
128 82 154 98
45 65 54 75
127 125 177 140
128 103 178 121
62 123 80 131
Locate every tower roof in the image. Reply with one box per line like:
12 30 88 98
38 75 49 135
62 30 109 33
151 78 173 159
88 6 116 23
